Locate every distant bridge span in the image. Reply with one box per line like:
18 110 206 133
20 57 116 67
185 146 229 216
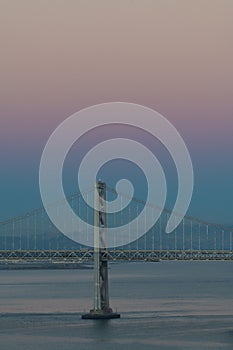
0 249 232 262
1 187 233 262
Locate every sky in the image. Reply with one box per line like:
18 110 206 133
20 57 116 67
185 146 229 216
0 0 233 225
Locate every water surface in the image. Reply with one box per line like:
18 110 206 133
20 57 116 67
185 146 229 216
0 261 232 349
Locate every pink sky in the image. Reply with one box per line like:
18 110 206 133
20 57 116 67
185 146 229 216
0 0 233 222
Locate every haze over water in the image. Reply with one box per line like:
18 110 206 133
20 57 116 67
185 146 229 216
0 261 232 349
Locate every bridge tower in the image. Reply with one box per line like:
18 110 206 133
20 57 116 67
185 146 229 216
82 181 120 319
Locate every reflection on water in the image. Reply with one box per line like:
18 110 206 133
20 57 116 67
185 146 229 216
0 261 232 349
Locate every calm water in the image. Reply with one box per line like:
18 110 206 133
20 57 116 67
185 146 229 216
0 261 232 349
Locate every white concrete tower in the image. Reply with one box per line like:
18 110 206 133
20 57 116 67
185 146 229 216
82 181 120 319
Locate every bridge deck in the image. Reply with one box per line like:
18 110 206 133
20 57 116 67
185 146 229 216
0 249 232 261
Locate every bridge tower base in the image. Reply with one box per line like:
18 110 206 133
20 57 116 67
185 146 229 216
82 181 120 320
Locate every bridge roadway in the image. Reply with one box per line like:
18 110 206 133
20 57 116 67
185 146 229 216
0 249 232 262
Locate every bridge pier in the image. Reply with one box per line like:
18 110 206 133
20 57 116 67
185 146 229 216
82 181 120 320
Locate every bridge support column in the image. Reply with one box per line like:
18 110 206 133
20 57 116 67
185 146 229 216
82 181 120 319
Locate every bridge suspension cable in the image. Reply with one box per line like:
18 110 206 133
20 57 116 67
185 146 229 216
0 187 232 257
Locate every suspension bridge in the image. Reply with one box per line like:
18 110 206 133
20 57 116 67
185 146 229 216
0 185 233 263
